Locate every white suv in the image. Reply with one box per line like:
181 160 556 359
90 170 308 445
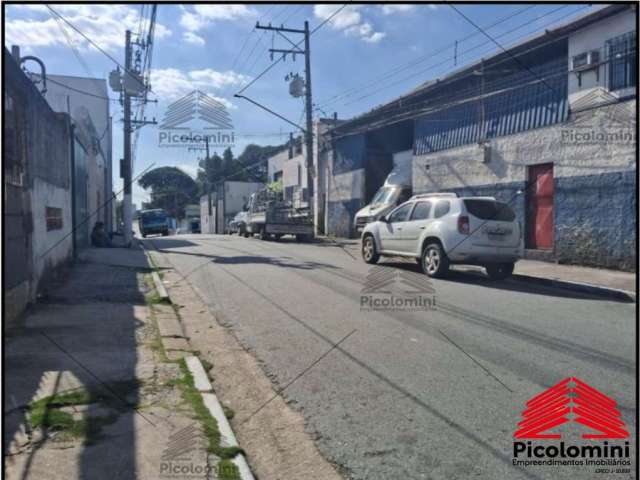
360 193 523 280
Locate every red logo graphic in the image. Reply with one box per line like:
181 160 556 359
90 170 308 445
514 377 629 439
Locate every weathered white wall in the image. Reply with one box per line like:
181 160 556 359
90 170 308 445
267 149 288 182
283 152 307 189
568 8 636 104
31 178 73 292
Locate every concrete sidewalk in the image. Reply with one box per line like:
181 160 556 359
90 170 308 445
513 259 635 298
3 246 212 480
317 236 635 300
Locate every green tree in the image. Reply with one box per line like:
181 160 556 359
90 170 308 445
222 147 234 178
138 167 198 219
195 143 287 193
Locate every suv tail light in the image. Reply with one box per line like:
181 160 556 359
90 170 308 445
458 215 470 235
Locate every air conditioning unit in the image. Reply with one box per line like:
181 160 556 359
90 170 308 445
571 50 601 71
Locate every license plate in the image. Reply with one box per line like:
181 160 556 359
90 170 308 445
483 226 511 235
488 233 506 241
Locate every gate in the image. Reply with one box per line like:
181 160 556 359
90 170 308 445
526 163 554 249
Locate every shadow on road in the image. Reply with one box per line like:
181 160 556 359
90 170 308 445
379 259 621 301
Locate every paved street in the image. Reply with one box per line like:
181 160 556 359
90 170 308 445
145 234 636 480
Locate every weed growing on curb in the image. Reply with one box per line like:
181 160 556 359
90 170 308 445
200 359 213 372
173 360 243 479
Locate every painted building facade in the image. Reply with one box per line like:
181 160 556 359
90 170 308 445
323 4 636 270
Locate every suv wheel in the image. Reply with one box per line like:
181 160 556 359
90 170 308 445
421 242 449 278
485 262 514 280
361 235 379 264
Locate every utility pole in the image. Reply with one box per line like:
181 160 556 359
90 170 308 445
255 21 314 215
303 21 314 206
205 136 212 222
122 29 133 246
112 25 157 245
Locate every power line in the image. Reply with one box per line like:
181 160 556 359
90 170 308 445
449 4 566 99
336 5 587 110
45 76 120 102
231 5 275 72
235 4 347 96
45 4 154 96
320 4 580 111
330 63 569 142
316 5 536 109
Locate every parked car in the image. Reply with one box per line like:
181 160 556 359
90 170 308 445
228 211 249 237
138 209 169 238
354 150 413 233
360 193 523 280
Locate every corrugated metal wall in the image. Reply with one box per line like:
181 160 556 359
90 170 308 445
415 57 568 155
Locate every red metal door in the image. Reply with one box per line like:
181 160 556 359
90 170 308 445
527 163 554 249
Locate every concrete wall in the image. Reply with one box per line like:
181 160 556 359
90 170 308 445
4 48 74 322
568 8 636 105
31 178 73 287
413 99 636 270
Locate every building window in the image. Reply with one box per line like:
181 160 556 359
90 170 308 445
46 207 63 231
606 31 637 91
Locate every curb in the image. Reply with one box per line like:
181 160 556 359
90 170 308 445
509 274 635 303
151 271 170 302
139 240 171 303
185 356 255 480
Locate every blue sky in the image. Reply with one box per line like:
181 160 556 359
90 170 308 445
5 3 599 205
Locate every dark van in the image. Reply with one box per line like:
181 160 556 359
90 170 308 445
138 209 169 238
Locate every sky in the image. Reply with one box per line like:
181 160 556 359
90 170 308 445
4 3 600 205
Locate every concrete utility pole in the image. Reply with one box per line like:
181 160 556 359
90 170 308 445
122 29 133 246
205 136 212 219
303 21 314 205
254 21 314 214
114 25 157 245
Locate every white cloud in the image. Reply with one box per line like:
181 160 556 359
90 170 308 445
363 32 387 44
313 5 385 44
183 32 205 46
380 5 416 15
5 5 171 52
180 5 257 32
149 68 249 107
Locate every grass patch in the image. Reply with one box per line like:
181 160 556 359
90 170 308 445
222 405 235 420
27 388 122 444
146 292 171 305
175 359 243 461
218 458 241 480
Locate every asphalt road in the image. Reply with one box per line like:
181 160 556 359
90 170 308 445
145 233 636 480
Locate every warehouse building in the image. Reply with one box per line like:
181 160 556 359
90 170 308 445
323 4 636 270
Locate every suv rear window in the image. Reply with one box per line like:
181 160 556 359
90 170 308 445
463 200 516 221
